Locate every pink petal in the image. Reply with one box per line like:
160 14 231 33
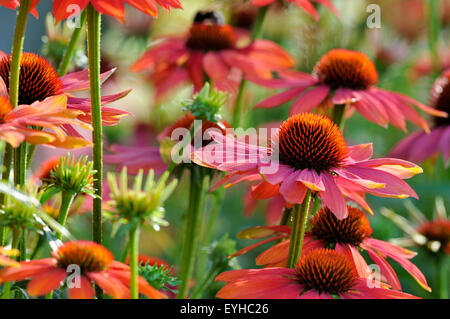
289 85 330 116
319 172 348 219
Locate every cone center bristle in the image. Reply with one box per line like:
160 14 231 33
55 241 113 273
430 71 450 127
296 249 357 295
310 206 373 246
314 49 378 90
275 113 348 172
0 53 63 106
186 23 236 52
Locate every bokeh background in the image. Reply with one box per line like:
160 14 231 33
1 0 449 298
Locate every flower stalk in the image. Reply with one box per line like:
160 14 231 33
176 168 210 299
231 6 269 128
332 104 346 131
86 4 103 246
58 10 87 76
287 190 312 268
56 191 76 240
129 224 141 299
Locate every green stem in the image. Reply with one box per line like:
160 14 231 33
231 6 269 128
86 5 103 246
58 10 87 76
191 267 220 299
287 190 312 268
427 0 441 74
0 145 12 207
332 104 346 131
128 224 140 299
1 228 21 299
435 257 448 299
280 207 292 226
176 169 209 299
56 191 76 240
10 0 32 188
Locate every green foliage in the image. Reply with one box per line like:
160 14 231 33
138 263 181 294
183 83 229 123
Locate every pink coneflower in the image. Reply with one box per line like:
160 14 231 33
0 94 91 149
216 249 419 299
0 52 130 136
193 113 422 219
52 0 182 23
252 49 447 132
251 0 339 21
105 112 230 174
131 11 294 100
232 206 430 292
0 0 39 17
0 241 166 299
390 69 450 166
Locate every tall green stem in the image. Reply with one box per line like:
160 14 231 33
287 190 312 268
176 169 209 299
332 104 346 131
231 6 269 128
56 191 76 240
10 0 32 188
427 0 441 74
58 10 87 76
435 257 448 299
86 5 103 246
129 224 140 299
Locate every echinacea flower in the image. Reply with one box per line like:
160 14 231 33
193 113 422 219
390 69 450 166
216 248 419 299
131 11 294 100
252 49 447 132
106 84 231 174
0 0 39 17
251 0 339 21
52 0 182 23
0 95 92 148
232 206 431 292
30 156 61 185
382 198 450 256
0 52 130 136
0 240 166 299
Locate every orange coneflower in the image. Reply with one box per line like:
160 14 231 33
216 249 419 299
232 206 431 292
0 241 166 299
0 94 91 149
0 52 129 135
252 49 447 132
193 113 422 219
52 0 182 23
131 11 294 101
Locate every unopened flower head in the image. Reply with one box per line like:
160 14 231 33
0 187 41 231
45 155 96 197
107 168 177 229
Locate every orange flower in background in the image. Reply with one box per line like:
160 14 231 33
0 241 166 299
52 0 183 23
0 95 92 149
132 11 294 101
0 0 39 17
251 0 339 21
216 249 419 299
30 156 61 184
253 49 448 132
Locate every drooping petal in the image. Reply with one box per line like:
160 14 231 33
319 172 348 219
68 275 96 299
27 268 67 297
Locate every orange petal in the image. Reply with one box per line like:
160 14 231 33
27 268 67 297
